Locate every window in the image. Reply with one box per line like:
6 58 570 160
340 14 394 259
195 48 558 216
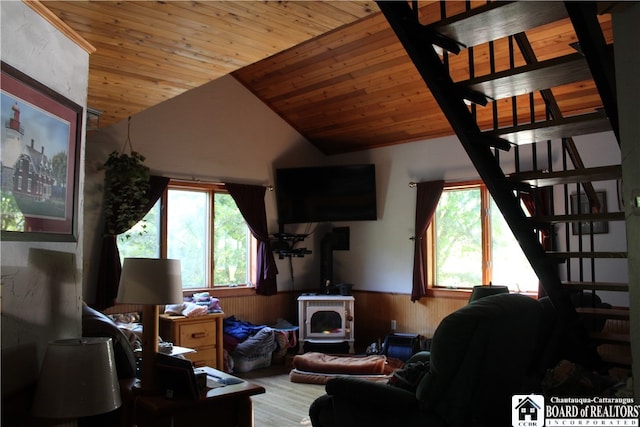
118 181 256 290
428 182 538 293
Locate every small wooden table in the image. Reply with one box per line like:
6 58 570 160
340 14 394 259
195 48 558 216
122 368 265 427
159 312 224 369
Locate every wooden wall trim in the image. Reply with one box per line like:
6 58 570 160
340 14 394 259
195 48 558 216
24 1 96 54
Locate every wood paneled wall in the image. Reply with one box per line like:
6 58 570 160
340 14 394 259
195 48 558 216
103 291 467 351
103 293 299 327
352 291 467 349
216 291 466 349
217 292 299 327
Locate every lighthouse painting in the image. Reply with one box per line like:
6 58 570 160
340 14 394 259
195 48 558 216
1 62 81 240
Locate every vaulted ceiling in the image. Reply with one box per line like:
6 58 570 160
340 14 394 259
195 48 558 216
41 1 612 155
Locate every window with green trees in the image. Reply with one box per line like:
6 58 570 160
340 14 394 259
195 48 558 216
431 182 538 293
118 182 255 289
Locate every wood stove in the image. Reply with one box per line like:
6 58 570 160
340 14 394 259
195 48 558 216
298 295 355 354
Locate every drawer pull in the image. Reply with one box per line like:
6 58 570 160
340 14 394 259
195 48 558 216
191 332 207 339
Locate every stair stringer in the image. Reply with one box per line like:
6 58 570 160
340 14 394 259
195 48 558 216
376 1 594 352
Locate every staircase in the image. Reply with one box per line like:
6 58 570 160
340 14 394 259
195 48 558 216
376 1 629 373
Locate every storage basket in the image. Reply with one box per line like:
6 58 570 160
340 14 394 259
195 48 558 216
272 331 289 364
271 328 298 364
233 351 272 373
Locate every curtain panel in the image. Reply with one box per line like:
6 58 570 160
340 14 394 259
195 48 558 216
94 176 169 310
412 180 445 302
225 183 278 296
521 187 552 297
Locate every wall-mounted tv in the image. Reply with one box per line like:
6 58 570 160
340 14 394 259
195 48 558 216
275 164 377 224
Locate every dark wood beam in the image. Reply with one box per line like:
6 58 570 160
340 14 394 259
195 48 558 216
565 1 619 143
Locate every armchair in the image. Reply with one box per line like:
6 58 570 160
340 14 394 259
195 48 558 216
310 293 544 427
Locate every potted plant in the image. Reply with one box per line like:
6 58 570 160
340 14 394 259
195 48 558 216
103 149 150 235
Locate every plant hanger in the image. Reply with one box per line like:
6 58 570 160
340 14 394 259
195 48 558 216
121 116 135 154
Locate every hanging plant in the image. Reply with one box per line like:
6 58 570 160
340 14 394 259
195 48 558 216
103 117 150 235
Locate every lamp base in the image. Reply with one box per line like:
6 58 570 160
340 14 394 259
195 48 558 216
139 305 160 392
78 409 122 427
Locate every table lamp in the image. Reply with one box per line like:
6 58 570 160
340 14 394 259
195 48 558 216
116 258 183 390
31 337 121 423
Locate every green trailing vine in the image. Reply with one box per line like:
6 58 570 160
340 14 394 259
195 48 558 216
103 117 150 235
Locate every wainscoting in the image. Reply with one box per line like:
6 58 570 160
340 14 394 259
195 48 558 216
217 290 466 351
102 291 632 377
351 291 467 350
216 292 299 326
102 292 299 327
104 290 467 351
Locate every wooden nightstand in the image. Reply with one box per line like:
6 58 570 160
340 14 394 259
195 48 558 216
159 312 224 370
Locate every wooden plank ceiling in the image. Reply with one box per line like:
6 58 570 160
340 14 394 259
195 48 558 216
42 1 612 155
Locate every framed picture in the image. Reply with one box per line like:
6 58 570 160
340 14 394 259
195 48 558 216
571 191 608 235
1 62 82 241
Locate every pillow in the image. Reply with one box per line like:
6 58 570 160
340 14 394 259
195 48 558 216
108 311 141 324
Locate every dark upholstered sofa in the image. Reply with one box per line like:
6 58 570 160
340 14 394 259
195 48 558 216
81 303 138 427
82 303 137 380
310 293 546 427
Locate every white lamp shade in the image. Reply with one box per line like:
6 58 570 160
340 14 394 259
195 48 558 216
116 258 183 304
32 337 121 418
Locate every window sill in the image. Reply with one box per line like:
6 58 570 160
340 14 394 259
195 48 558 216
182 285 256 298
426 288 473 299
426 287 538 299
212 286 257 297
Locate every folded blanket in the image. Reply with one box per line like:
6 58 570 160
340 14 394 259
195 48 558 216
292 352 388 375
164 302 208 317
224 316 267 341
289 369 392 385
233 327 277 357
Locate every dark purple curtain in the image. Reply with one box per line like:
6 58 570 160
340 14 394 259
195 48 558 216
225 183 278 296
94 176 170 310
521 188 552 251
412 180 445 302
521 187 552 297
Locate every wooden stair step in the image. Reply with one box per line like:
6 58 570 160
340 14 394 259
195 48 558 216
530 212 625 225
590 332 631 345
483 112 611 145
460 52 590 101
563 281 629 292
547 251 627 259
576 306 630 320
429 1 568 50
509 165 622 187
598 349 632 368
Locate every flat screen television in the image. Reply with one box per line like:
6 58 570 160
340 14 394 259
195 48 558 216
275 164 377 224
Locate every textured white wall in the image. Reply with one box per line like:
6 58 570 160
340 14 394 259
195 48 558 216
85 72 626 303
84 74 326 298
328 134 479 294
1 1 89 394
551 131 628 307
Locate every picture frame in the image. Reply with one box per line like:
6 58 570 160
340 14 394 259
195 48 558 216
570 191 608 235
1 61 82 241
